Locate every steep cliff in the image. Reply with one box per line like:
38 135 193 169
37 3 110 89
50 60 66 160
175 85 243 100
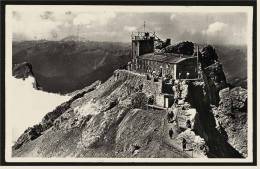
186 45 247 157
214 87 248 157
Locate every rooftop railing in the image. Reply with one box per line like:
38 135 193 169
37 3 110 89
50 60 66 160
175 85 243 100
131 31 157 40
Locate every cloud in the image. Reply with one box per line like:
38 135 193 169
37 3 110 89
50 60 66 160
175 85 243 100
73 12 116 26
12 10 78 40
12 12 62 40
40 11 55 21
170 14 176 20
202 22 227 35
123 26 137 32
11 9 247 45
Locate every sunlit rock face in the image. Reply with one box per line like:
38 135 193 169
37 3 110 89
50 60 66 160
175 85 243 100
214 87 248 157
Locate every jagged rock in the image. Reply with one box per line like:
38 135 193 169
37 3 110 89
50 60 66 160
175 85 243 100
161 41 194 55
219 87 247 112
41 102 71 131
204 62 227 86
203 62 227 105
12 132 31 150
13 62 34 79
229 87 247 110
218 88 232 114
215 87 248 157
12 62 39 89
53 108 74 130
13 124 43 150
200 45 218 68
177 128 207 155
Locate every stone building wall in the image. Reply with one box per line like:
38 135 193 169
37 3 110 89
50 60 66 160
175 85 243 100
136 57 198 80
176 57 198 79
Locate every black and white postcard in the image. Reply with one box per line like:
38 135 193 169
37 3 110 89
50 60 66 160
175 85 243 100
1 2 257 166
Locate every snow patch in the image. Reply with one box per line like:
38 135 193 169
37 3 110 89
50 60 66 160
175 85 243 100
8 76 70 142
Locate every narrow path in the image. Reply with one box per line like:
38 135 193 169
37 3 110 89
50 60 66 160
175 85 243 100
163 111 207 158
160 111 192 158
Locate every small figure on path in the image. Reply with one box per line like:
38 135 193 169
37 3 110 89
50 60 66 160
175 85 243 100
182 138 187 151
169 128 174 139
167 111 174 123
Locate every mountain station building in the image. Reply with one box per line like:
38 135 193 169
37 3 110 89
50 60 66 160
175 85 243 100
129 31 200 80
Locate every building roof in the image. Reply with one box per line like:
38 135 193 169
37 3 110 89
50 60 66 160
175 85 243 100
137 53 196 64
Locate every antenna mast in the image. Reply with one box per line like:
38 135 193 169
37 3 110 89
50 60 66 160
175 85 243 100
197 45 200 78
77 25 79 42
143 21 146 32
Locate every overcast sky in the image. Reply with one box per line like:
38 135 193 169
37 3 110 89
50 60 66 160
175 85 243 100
12 6 249 45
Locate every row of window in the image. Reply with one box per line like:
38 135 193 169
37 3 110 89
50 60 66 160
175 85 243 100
136 59 175 75
135 59 199 79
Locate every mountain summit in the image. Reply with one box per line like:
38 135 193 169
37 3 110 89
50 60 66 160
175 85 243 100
12 44 247 158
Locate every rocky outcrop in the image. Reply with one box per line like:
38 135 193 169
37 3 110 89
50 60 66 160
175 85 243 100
213 87 248 157
219 87 247 111
160 41 194 55
13 62 34 79
12 62 39 89
176 128 207 155
186 81 246 158
12 124 43 150
199 45 219 69
193 45 247 157
203 63 227 106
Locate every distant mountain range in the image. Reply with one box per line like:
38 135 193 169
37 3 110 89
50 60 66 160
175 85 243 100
12 38 247 94
13 40 131 94
214 44 247 88
61 35 90 42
